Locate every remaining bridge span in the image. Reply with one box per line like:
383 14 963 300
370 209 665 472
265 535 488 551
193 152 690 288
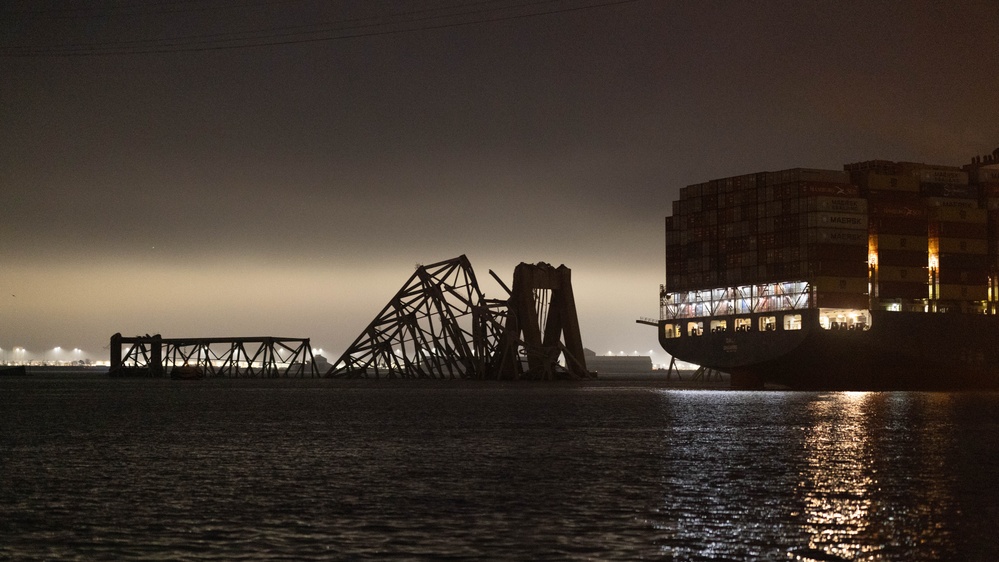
109 334 319 378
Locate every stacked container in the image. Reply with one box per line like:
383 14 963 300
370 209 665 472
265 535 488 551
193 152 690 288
850 170 928 301
665 154 999 314
666 173 763 291
665 168 867 307
772 170 868 309
965 158 999 312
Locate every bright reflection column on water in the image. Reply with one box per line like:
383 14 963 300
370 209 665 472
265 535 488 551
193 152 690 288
797 392 876 561
795 392 957 561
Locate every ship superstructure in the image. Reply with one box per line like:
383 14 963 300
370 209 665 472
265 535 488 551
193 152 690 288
659 149 999 389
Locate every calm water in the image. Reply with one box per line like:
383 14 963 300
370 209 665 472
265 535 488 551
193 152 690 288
1 375 998 561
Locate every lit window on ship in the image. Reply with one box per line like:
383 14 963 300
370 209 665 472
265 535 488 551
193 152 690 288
784 314 803 330
819 309 871 331
760 316 777 331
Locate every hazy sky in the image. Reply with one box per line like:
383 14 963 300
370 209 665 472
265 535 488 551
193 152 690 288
2 0 998 364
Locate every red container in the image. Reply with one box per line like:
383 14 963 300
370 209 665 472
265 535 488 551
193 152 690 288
810 260 869 277
937 268 989 285
876 281 928 299
920 183 979 198
795 182 860 198
938 253 989 270
805 244 868 261
878 249 928 267
868 198 927 219
937 284 988 301
815 292 869 309
871 216 928 235
930 221 987 239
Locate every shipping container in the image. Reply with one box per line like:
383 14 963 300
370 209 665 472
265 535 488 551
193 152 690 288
805 228 868 246
937 284 988 301
860 173 920 193
936 237 989 254
980 184 999 197
804 244 868 261
772 168 851 185
928 206 987 223
806 212 868 230
878 265 927 283
970 167 999 183
809 260 869 277
937 268 989 285
913 168 969 185
815 292 869 309
929 221 987 239
920 183 979 199
876 281 927 299
845 160 900 178
800 196 868 214
874 234 928 252
732 174 759 190
924 196 979 209
878 249 928 267
937 253 988 270
690 226 720 242
868 197 927 218
763 201 782 217
679 198 702 214
811 276 868 295
784 182 860 198
871 216 928 235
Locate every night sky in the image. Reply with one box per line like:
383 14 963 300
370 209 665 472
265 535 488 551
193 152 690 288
2 0 998 364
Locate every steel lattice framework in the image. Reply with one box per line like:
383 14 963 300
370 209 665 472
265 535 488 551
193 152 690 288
327 255 591 380
109 334 319 378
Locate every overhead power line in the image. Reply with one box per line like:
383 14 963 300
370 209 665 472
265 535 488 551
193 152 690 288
0 0 645 57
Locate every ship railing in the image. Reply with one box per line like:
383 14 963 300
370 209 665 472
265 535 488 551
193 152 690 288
662 280 812 320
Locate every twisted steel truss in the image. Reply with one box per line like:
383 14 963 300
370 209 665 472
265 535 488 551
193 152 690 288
327 255 591 380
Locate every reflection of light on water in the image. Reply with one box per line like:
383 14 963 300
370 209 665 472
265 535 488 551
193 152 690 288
796 392 877 561
793 392 959 561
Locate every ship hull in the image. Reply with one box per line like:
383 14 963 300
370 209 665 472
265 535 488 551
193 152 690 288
659 309 999 390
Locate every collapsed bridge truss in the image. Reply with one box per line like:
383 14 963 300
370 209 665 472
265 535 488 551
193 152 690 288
327 255 591 380
109 334 319 378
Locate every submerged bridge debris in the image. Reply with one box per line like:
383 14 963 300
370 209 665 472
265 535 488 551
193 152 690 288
327 255 592 380
109 334 319 378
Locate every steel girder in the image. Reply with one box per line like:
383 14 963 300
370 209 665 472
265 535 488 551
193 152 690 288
327 256 592 380
109 334 319 378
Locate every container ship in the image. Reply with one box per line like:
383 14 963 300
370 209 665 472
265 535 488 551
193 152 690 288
658 149 999 390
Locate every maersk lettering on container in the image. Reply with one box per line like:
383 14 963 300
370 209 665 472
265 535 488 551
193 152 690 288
806 229 868 245
801 196 868 214
806 212 868 230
